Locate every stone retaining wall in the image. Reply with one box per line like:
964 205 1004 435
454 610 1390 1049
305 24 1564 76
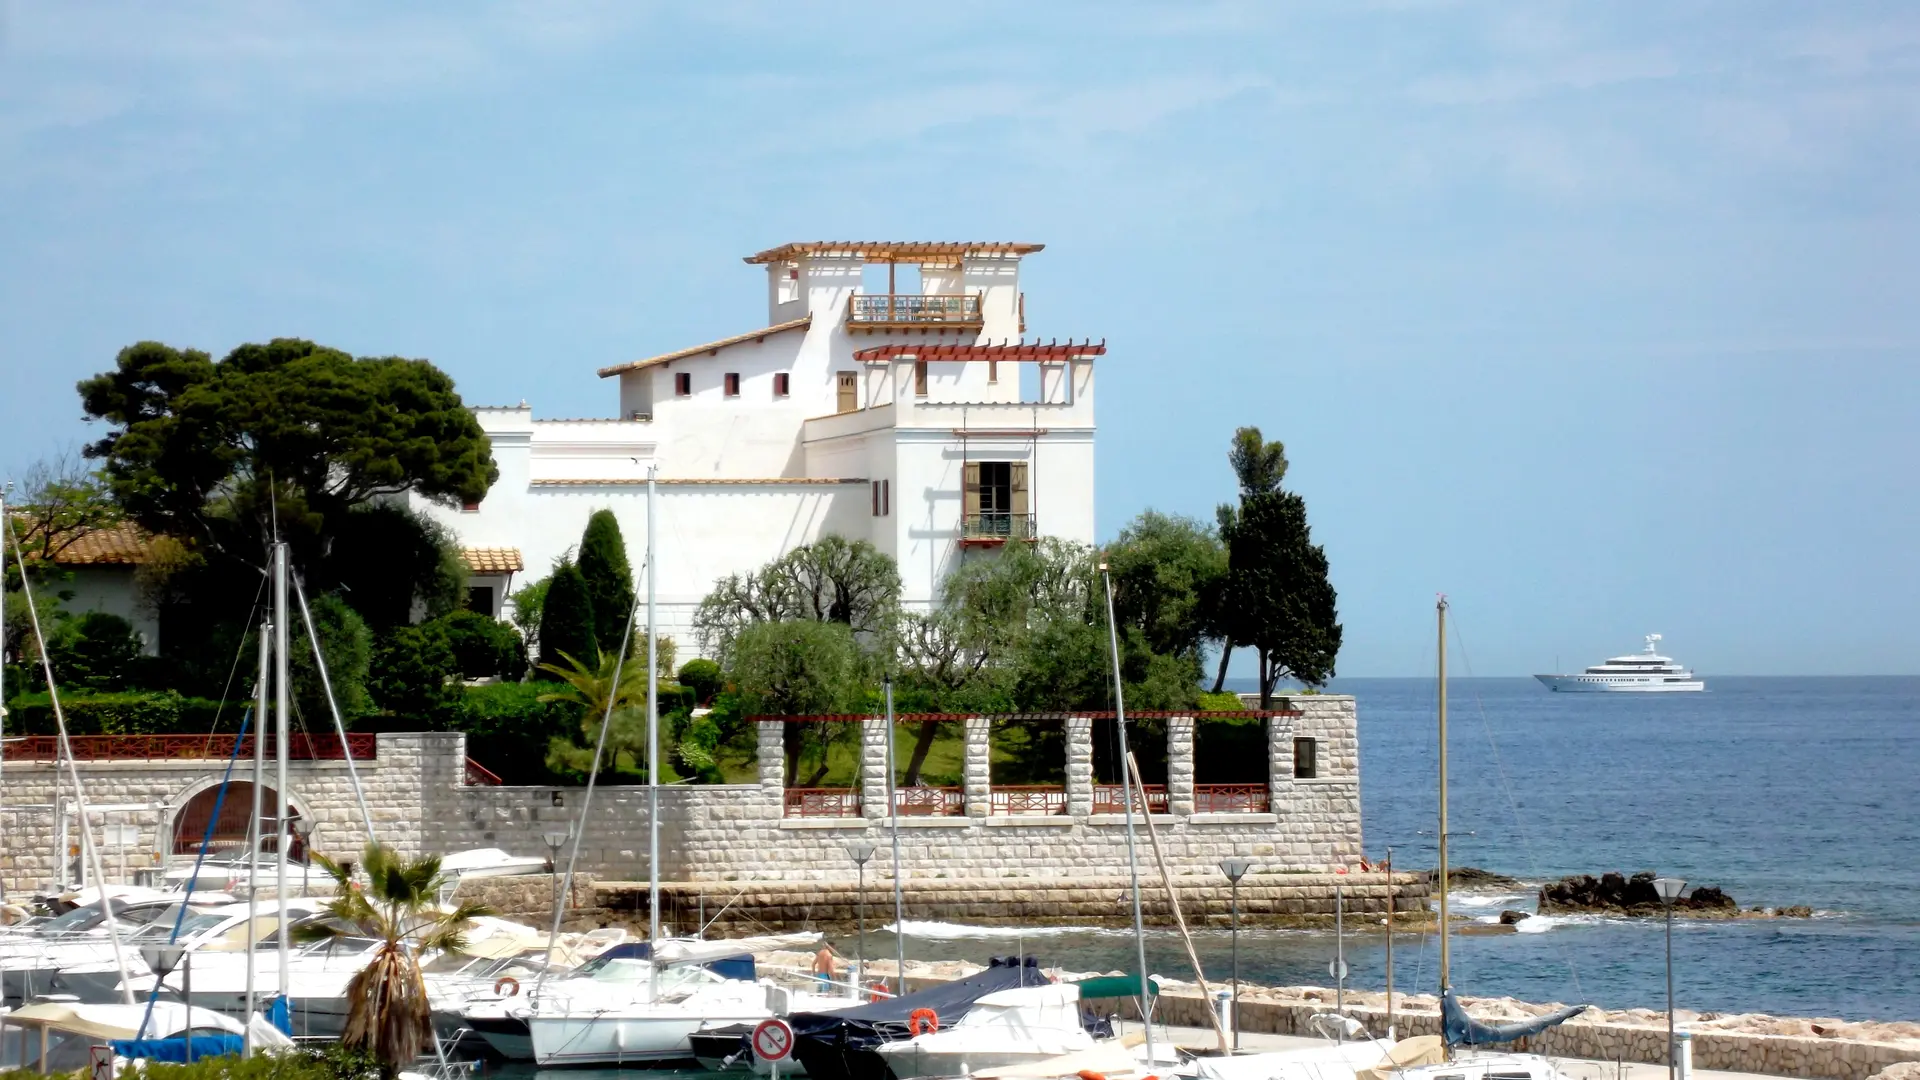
9 698 1365 895
1131 991 1920 1080
590 872 1428 935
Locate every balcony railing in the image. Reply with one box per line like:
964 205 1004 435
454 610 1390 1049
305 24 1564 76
785 788 863 817
961 513 1036 543
894 786 965 816
848 293 982 328
2 732 378 762
1194 783 1271 813
465 758 504 786
1093 784 1169 815
987 786 1068 815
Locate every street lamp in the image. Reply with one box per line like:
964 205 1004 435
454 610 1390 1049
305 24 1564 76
1218 857 1252 1050
846 840 877 991
142 943 192 1062
543 830 572 918
1653 876 1687 1080
286 817 314 896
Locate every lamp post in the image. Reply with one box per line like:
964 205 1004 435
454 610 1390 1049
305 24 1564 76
1218 857 1251 1050
142 943 190 1061
846 840 877 989
543 830 572 919
1653 876 1687 1080
287 817 313 896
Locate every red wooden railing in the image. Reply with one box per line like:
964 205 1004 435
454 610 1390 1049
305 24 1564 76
894 787 964 816
988 786 1067 815
785 788 862 817
1194 784 1271 813
1093 783 1168 815
465 758 503 786
3 733 378 762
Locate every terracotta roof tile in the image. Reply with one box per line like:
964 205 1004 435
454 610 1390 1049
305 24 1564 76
459 547 524 574
597 316 812 379
44 524 150 566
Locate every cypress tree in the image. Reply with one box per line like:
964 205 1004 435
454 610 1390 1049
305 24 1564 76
577 509 636 655
536 562 599 677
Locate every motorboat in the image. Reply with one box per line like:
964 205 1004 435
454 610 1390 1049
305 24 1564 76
788 957 1054 1080
1534 634 1704 692
0 1001 256 1071
438 848 551 881
874 983 1104 1079
0 899 221 1005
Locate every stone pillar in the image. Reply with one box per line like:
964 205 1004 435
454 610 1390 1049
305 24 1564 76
1267 715 1293 813
757 720 786 810
1065 716 1094 818
963 717 992 818
862 717 891 820
1166 715 1195 815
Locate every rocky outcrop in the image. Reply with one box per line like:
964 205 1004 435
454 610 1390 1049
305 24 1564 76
1538 870 1739 916
1448 866 1521 888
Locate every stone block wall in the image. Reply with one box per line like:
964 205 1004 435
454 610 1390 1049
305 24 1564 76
3 699 1366 895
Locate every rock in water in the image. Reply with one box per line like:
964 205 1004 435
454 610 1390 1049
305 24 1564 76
1499 909 1529 926
1538 871 1743 916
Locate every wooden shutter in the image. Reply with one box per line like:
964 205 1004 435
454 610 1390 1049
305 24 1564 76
1009 462 1029 525
963 462 982 520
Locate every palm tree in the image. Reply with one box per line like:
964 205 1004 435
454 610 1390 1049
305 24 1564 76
297 843 491 1077
538 648 647 772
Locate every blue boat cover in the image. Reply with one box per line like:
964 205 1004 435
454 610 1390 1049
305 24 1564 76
108 1035 246 1061
1442 987 1587 1046
578 942 756 980
269 995 293 1035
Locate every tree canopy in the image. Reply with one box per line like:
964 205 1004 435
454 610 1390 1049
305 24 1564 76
537 563 598 676
78 338 496 565
577 510 635 656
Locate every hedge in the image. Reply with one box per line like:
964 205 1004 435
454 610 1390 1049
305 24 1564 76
3 690 237 736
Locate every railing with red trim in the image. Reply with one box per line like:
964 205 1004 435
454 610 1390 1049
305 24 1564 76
988 786 1067 815
3 733 378 762
785 788 862 817
1093 783 1168 815
465 758 504 786
1194 783 1270 813
894 786 964 816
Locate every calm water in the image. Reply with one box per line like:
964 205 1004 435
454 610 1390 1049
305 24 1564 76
857 677 1920 1022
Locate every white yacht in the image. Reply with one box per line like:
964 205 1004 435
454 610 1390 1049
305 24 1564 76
1534 635 1704 692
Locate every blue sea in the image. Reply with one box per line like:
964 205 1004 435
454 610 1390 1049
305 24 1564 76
868 677 1920 1022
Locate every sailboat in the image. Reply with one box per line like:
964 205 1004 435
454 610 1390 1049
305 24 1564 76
1390 597 1587 1080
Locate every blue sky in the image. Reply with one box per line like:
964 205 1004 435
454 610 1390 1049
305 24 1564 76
3 2 1916 676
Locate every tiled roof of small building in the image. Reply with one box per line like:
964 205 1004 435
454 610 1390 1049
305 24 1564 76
743 241 1044 264
597 316 812 379
46 523 150 565
459 547 524 574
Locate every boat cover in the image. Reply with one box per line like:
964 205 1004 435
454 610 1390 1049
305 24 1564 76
1441 988 1586 1046
788 956 1050 1080
109 1035 246 1061
586 941 757 981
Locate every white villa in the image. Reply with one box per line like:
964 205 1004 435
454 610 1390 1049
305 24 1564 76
415 240 1101 650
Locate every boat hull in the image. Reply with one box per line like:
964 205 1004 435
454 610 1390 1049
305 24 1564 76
530 1010 769 1066
1534 674 1704 693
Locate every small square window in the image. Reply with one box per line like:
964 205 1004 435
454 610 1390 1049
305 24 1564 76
988 360 999 384
774 373 790 398
882 479 889 516
675 372 691 397
1293 737 1319 779
461 499 481 513
725 373 741 397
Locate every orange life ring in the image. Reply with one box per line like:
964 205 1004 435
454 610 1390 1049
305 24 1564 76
1077 1071 1108 1080
908 1008 939 1036
495 976 521 997
868 980 887 1003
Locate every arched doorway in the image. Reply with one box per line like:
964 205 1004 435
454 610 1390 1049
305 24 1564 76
171 782 307 861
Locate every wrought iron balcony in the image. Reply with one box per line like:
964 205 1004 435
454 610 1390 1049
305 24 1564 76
847 293 982 329
961 512 1036 544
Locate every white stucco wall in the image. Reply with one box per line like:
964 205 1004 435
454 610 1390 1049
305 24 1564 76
56 567 159 656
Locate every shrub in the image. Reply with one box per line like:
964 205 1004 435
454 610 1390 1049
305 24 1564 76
458 681 579 785
292 594 373 718
367 624 459 727
677 658 723 704
577 510 635 655
1198 690 1247 711
44 611 145 690
536 563 598 676
431 609 522 680
1 689 215 734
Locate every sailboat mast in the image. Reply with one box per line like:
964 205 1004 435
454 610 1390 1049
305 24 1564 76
646 467 660 945
245 620 268 1057
273 543 291 997
1436 595 1450 991
884 677 905 994
1101 567 1154 1069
